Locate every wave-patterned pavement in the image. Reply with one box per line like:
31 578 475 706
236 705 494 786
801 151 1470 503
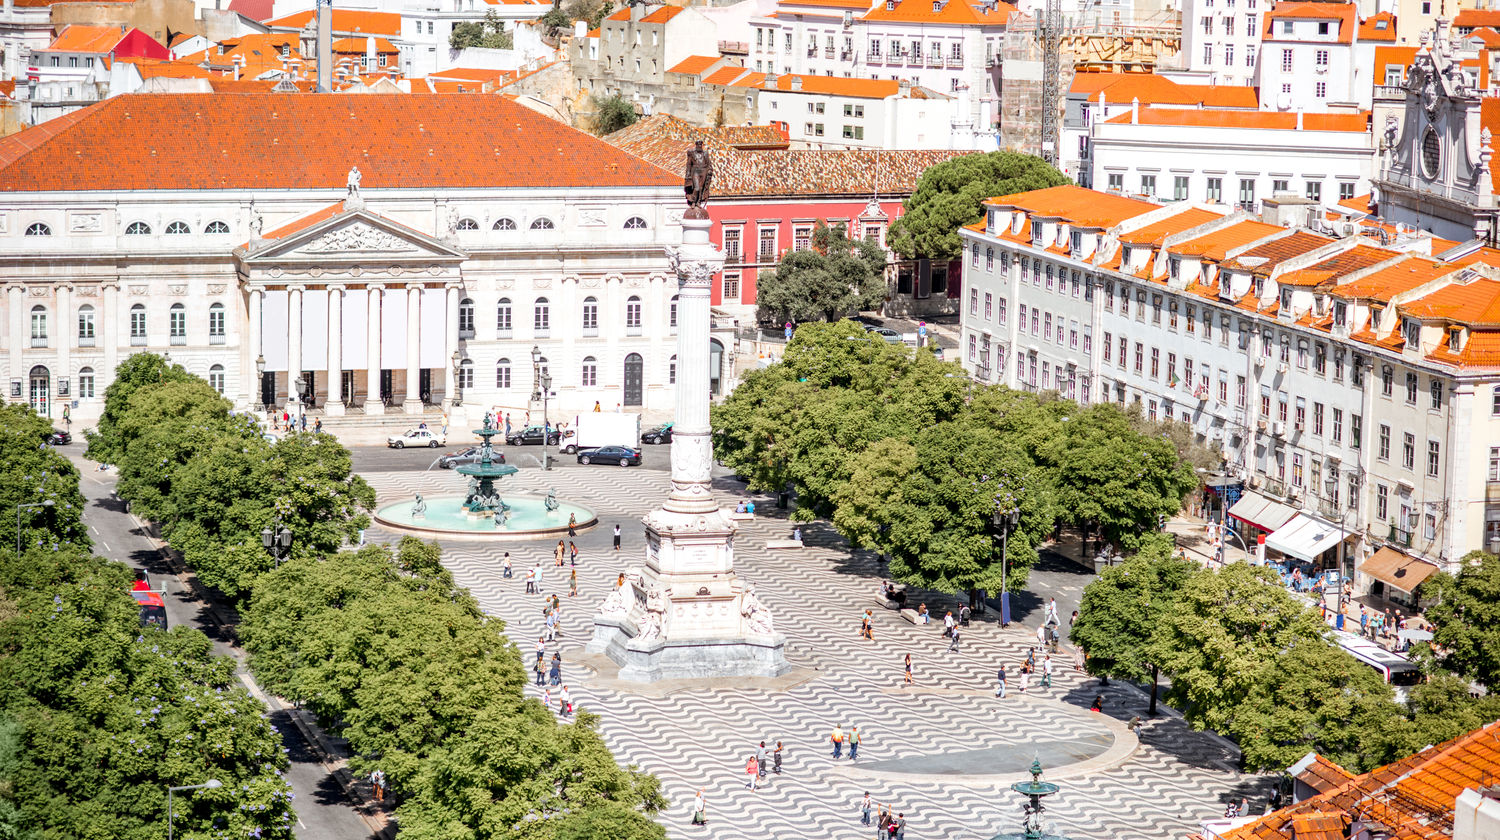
362 468 1269 839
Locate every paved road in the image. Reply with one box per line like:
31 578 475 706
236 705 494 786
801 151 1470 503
66 450 378 840
350 441 674 474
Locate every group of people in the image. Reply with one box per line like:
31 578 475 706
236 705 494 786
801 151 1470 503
859 793 907 839
829 724 862 760
741 740 785 792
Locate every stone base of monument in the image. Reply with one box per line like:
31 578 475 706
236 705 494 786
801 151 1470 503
586 617 791 683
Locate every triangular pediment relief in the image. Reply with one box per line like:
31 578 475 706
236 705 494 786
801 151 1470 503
241 208 466 264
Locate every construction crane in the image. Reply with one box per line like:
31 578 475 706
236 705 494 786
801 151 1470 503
1037 0 1061 166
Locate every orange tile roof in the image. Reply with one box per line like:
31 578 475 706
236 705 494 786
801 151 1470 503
1071 72 1258 108
1456 8 1500 29
1104 108 1370 132
427 66 513 84
1221 230 1334 272
1172 220 1284 261
1223 721 1500 840
711 70 906 99
666 54 721 75
1263 2 1358 44
0 94 678 192
1373 46 1418 83
1295 755 1356 794
264 9 402 35
861 0 1015 25
778 0 875 8
258 200 347 243
1469 26 1500 47
1336 191 1374 214
1357 11 1397 42
985 184 1158 229
1276 244 1394 287
117 57 215 79
1116 207 1225 245
1449 330 1500 365
1328 255 1450 301
605 5 685 23
1400 277 1500 326
331 36 398 53
585 26 600 37
39 24 128 53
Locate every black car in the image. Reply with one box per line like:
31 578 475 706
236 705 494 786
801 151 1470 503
577 445 641 466
506 425 561 446
48 429 71 446
438 446 504 469
641 422 674 444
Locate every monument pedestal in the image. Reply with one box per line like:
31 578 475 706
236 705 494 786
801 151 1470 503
587 213 789 683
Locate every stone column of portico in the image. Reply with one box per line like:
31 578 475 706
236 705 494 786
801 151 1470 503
248 288 264 409
55 284 70 409
663 218 725 516
403 283 423 414
366 284 384 414
6 285 22 398
326 284 345 416
102 283 119 391
287 284 304 413
444 283 460 411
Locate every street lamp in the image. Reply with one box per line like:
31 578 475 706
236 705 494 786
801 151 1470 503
260 517 292 568
531 345 552 471
15 499 54 555
450 349 464 408
1216 523 1252 566
255 354 267 413
991 504 1021 627
167 779 222 840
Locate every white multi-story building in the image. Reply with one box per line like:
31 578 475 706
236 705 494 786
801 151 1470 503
1179 0 1266 85
1253 3 1394 111
0 93 725 431
958 183 1500 601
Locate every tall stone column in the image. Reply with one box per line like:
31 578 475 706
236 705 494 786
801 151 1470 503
403 283 423 414
55 284 70 409
444 283 460 409
366 284 384 415
326 284 345 416
7 285 22 399
248 287 264 408
102 282 119 391
663 221 723 515
287 284 304 412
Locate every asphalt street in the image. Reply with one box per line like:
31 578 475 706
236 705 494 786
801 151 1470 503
349 440 674 473
64 447 378 840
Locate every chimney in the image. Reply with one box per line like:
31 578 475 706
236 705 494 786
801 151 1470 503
899 77 910 95
1131 96 1139 123
789 75 802 90
316 0 332 93
1296 108 1304 130
763 73 777 89
630 2 646 20
574 20 587 38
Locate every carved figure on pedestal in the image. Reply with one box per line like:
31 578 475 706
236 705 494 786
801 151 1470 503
637 609 664 643
412 493 427 519
683 140 714 220
347 166 362 199
544 488 560 512
742 585 775 635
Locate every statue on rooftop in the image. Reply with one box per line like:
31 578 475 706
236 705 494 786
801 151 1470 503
347 166 362 199
684 140 713 219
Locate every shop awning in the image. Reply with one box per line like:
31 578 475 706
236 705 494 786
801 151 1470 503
1226 491 1299 533
1360 546 1440 594
1265 513 1349 564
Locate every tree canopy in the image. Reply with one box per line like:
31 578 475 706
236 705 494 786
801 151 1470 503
1420 550 1500 689
449 10 514 49
592 93 638 136
756 222 887 325
886 151 1069 261
0 404 89 555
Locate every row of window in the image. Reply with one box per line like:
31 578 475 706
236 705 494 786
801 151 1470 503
720 222 884 264
462 354 677 390
28 302 225 347
464 216 645 232
123 221 232 236
1374 424 1443 478
468 295 674 337
1372 485 1443 542
1101 173 1356 204
18 216 640 238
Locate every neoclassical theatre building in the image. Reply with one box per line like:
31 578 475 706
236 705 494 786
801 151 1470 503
0 93 731 429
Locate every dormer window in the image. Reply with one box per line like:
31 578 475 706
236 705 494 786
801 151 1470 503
933 0 940 10
1030 223 1044 247
1403 318 1421 349
1280 288 1292 311
1169 256 1181 280
1070 230 1082 254
1253 276 1265 297
886 0 895 10
1333 300 1347 326
1450 325 1464 351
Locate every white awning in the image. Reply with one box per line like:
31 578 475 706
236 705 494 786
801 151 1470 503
1265 513 1348 564
1227 491 1299 533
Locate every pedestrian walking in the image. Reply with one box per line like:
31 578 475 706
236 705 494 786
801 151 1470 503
903 653 913 686
533 563 544 592
692 788 707 825
942 611 955 638
568 513 577 537
861 792 873 825
569 541 578 565
849 726 861 760
1070 609 1079 627
771 740 783 774
542 686 552 709
996 664 1008 698
555 539 566 567
745 755 759 791
1035 624 1047 649
959 604 971 627
947 626 961 652
533 659 545 686
535 637 546 661
1042 655 1054 689
1018 663 1030 693
613 524 622 549
503 553 513 578
548 652 562 686
559 684 572 717
830 724 845 759
756 741 768 779
314 418 323 434
1045 597 1060 626
544 610 558 642
861 609 874 640
369 769 386 802
895 812 907 839
569 569 578 597
525 566 536 594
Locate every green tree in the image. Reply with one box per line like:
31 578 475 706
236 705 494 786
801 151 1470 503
1069 539 1195 714
592 93 638 136
541 6 571 40
0 404 89 555
886 151 1069 260
563 0 612 29
1421 550 1500 689
449 9 515 49
84 352 197 464
756 222 887 324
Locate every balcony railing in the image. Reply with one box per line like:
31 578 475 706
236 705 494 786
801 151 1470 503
1373 84 1406 101
1388 525 1413 547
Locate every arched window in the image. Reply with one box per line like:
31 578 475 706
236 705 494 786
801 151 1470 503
77 304 95 345
625 295 642 333
29 305 47 346
205 220 231 234
165 221 191 235
581 355 598 387
209 302 225 344
24 222 50 236
496 358 512 389
458 358 474 388
129 304 146 344
582 295 599 334
125 221 152 235
78 366 95 399
624 216 647 229
493 218 516 231
669 354 677 384
208 364 225 395
496 297 512 335
456 218 479 231
534 297 550 334
458 297 475 338
530 217 555 230
169 303 186 344
669 294 678 330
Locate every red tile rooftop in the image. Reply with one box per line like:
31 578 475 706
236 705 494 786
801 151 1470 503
985 184 1157 230
1104 108 1371 131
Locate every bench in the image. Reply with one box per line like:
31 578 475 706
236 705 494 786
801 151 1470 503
727 512 756 522
766 539 804 549
899 609 925 625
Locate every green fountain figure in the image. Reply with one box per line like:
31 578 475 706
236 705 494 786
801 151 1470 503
988 759 1073 840
459 416 520 519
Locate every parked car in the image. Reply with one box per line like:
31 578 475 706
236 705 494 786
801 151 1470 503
641 422 674 444
864 326 903 343
387 428 445 449
576 445 641 466
438 446 504 469
506 425 561 446
47 429 71 445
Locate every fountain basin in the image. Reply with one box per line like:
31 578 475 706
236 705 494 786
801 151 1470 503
373 494 597 541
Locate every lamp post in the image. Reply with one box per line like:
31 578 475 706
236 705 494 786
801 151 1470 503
255 354 267 413
167 779 222 840
260 517 291 568
531 345 552 471
1216 523 1252 566
15 499 54 555
450 349 464 408
992 504 1020 627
